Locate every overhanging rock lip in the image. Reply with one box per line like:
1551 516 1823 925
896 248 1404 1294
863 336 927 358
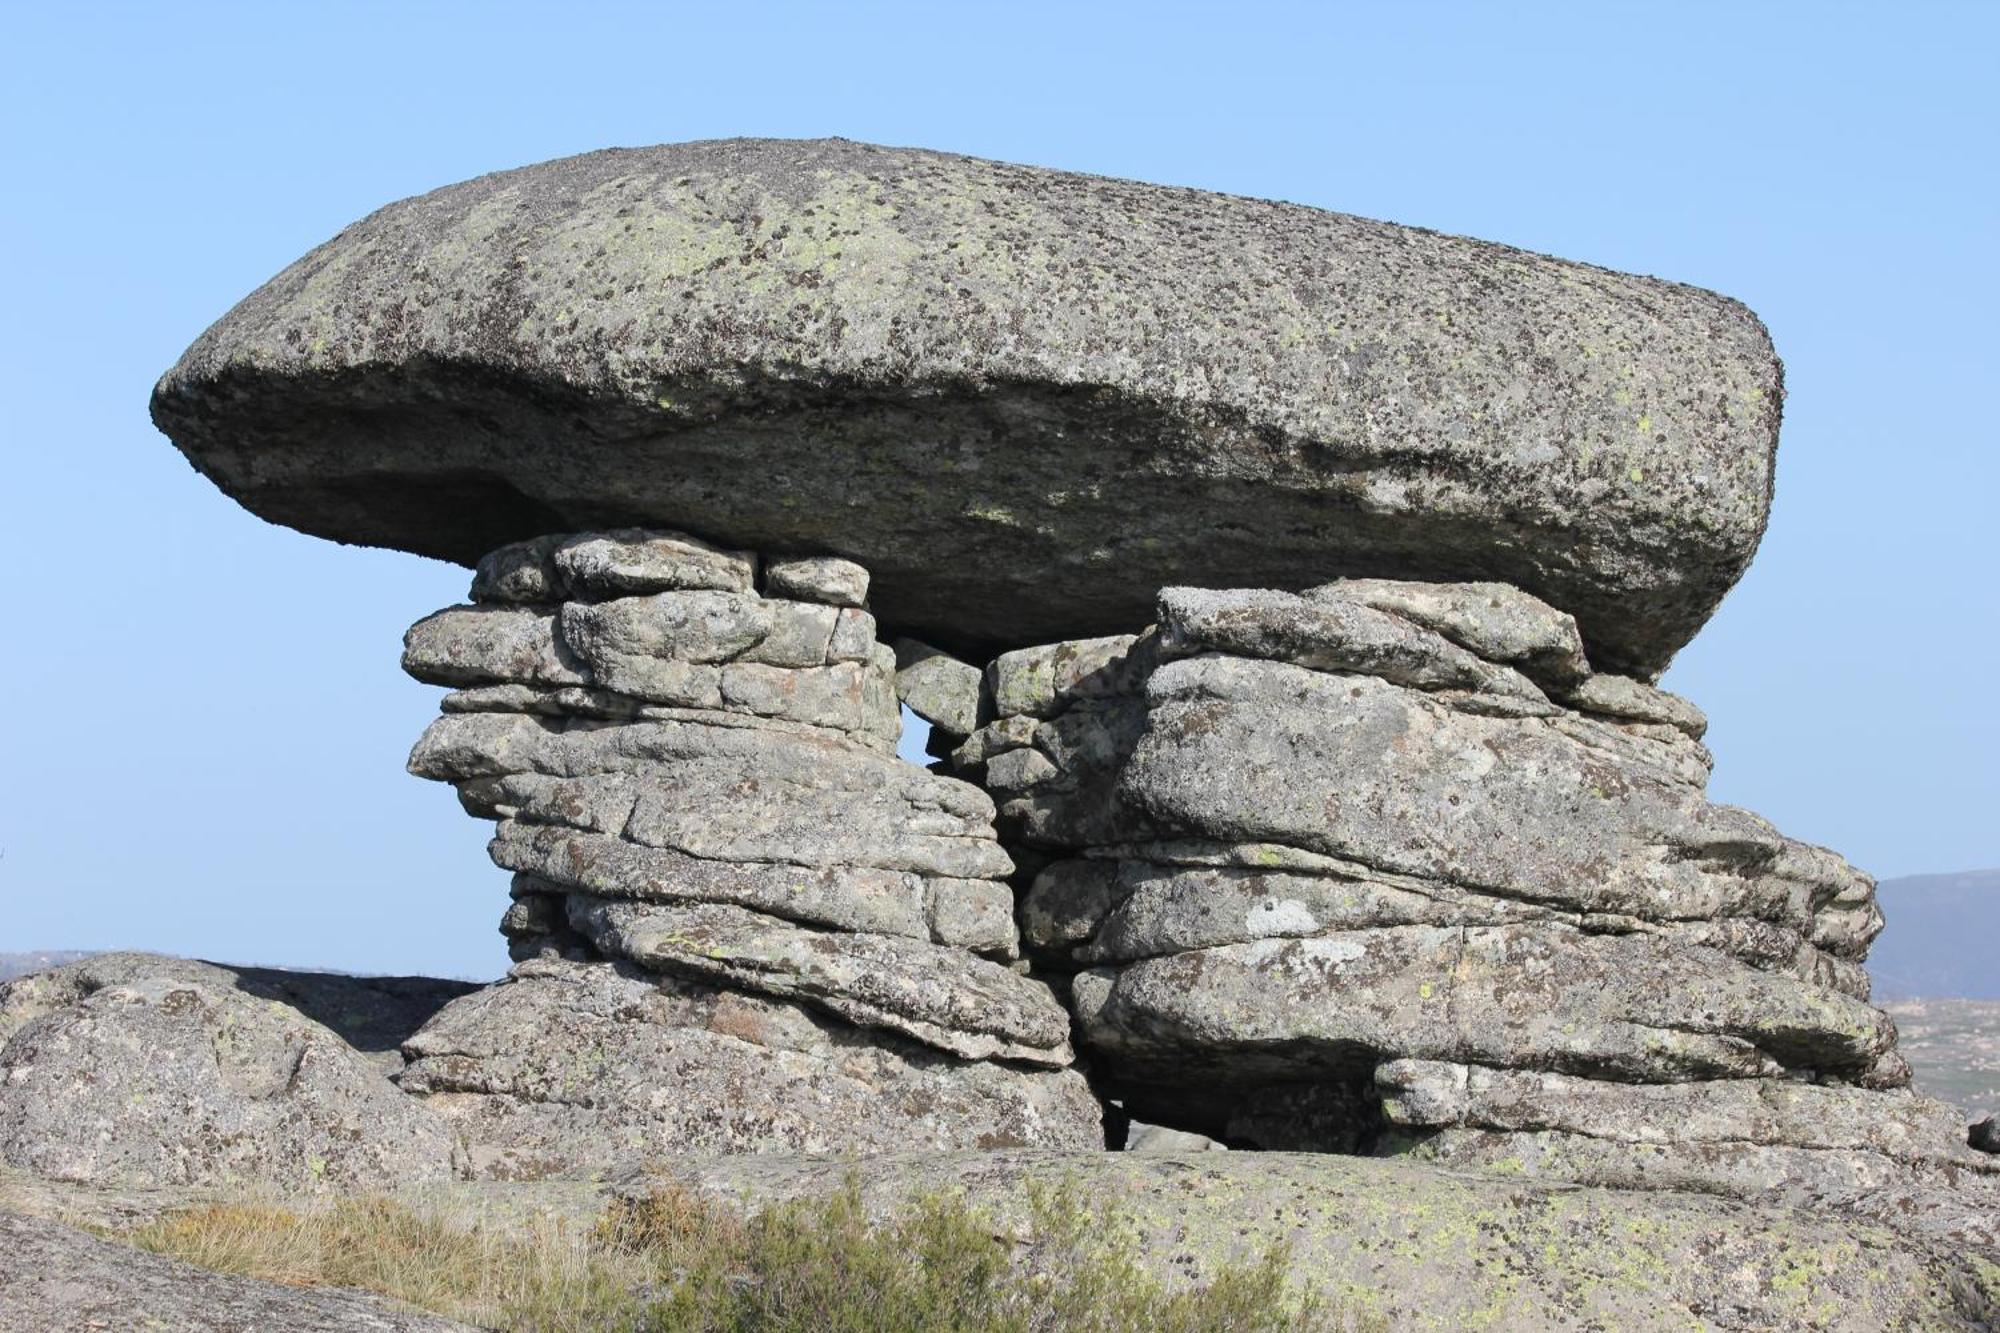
149 136 1783 678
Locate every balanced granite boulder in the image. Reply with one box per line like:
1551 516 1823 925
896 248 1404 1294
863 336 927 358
152 138 1783 677
959 578 2000 1245
397 530 1101 1171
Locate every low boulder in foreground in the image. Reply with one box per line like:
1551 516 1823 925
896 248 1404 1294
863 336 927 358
0 954 463 1192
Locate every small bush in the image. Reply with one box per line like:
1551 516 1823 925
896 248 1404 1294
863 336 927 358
124 1177 1374 1332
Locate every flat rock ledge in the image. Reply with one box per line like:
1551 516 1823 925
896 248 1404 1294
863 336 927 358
955 578 2000 1247
398 531 1102 1172
151 137 1784 677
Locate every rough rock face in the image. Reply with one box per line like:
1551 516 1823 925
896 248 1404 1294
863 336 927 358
398 530 1101 1172
0 956 459 1192
959 579 2000 1244
151 138 1783 678
0 951 474 1076
122 139 1995 1290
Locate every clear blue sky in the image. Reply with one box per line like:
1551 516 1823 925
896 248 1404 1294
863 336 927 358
2 3 1993 979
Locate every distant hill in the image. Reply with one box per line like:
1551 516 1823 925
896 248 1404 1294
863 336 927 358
0 951 92 983
1883 998 2000 1120
1869 870 2000 1001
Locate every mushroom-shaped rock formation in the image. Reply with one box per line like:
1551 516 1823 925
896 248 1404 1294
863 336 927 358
151 138 1782 678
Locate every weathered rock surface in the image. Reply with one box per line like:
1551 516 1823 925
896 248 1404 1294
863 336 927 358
8 1150 1991 1332
766 555 870 608
406 545 900 748
567 897 1072 1064
0 1208 478 1332
0 952 476 1074
397 959 1102 1178
637 1150 2000 1331
491 824 1016 953
893 638 985 738
0 961 458 1192
1071 924 1892 1086
398 533 1090 1160
152 137 1785 677
1376 1059 2000 1247
955 578 1998 1246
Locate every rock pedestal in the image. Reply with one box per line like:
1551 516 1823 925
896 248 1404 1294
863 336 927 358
397 530 1101 1176
957 579 1998 1242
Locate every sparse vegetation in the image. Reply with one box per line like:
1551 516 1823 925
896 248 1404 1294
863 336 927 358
1884 998 2000 1120
121 1179 1374 1332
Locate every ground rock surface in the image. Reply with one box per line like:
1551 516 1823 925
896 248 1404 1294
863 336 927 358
636 1150 2000 1332
151 138 1783 676
5 1150 1991 1333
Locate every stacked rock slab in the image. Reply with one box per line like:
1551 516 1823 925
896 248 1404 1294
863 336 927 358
960 580 1998 1243
397 529 1101 1176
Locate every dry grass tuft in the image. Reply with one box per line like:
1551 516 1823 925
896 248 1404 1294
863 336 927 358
122 1179 1380 1332
129 1197 645 1331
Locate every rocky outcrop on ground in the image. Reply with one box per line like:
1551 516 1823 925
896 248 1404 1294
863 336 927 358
149 138 1783 678
956 579 2000 1244
0 955 460 1192
395 531 1101 1172
0 952 473 1076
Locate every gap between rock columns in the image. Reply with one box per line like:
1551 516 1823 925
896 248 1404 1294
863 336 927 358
397 528 1103 1177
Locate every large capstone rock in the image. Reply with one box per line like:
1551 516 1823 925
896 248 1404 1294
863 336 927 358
151 138 1782 677
0 956 460 1192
